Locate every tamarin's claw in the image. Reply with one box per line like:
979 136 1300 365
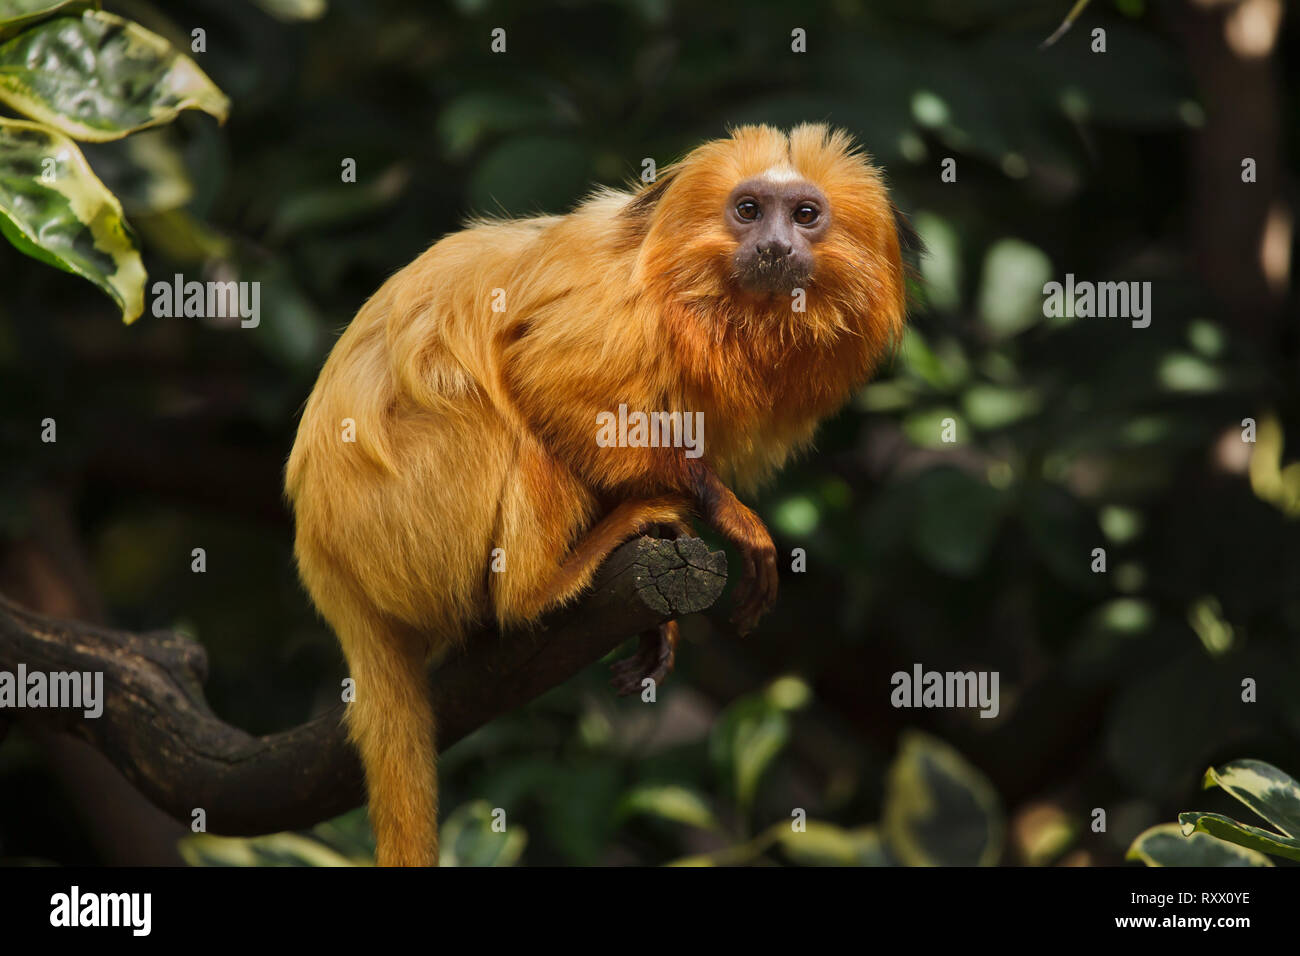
730 544 779 635
610 620 679 696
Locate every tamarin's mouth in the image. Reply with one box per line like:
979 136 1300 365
736 255 812 295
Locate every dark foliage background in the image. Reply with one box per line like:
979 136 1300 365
1 0 1296 865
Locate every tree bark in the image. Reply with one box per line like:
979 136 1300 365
1173 0 1289 344
0 535 726 836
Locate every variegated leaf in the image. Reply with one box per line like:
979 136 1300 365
0 118 145 321
0 11 229 142
1202 759 1300 839
1127 824 1273 867
0 0 88 36
1177 811 1300 863
882 730 1003 866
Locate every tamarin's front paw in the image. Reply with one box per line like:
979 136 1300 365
610 620 679 696
730 541 778 635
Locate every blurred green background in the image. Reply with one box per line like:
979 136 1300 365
1 0 1297 866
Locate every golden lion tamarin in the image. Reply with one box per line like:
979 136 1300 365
285 123 909 866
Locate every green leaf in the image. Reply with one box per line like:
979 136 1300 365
1177 812 1300 863
1040 0 1093 49
131 207 231 264
467 135 592 217
616 784 718 831
709 695 790 818
0 118 145 321
910 468 1007 577
251 0 327 22
1157 352 1224 393
1104 652 1235 798
914 211 962 310
881 730 1003 866
1202 759 1300 839
437 91 553 160
1126 824 1273 868
1021 482 1097 590
1167 760 1300 864
538 763 620 864
267 164 410 242
901 406 964 448
82 129 194 215
962 384 1040 430
179 832 360 867
772 495 820 536
976 238 1052 339
440 800 527 867
237 259 324 369
0 0 88 36
778 822 894 867
0 11 229 142
900 326 961 391
0 0 71 20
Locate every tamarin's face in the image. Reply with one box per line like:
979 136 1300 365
725 173 830 294
636 124 904 327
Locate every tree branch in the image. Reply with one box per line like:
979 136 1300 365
0 535 726 835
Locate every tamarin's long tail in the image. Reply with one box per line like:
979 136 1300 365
340 615 440 867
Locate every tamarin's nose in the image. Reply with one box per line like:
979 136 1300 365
758 239 792 258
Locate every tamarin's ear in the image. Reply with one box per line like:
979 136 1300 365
892 203 925 264
892 202 928 328
624 168 679 219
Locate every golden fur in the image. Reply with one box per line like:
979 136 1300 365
285 123 908 865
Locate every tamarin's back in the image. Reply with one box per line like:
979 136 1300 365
285 200 655 637
286 124 909 864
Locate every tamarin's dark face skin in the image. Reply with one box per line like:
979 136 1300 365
725 175 830 295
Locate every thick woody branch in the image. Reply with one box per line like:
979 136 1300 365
0 536 726 835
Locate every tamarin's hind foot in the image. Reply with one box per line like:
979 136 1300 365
610 620 679 696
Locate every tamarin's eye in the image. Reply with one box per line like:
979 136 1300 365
793 204 820 226
736 200 760 221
